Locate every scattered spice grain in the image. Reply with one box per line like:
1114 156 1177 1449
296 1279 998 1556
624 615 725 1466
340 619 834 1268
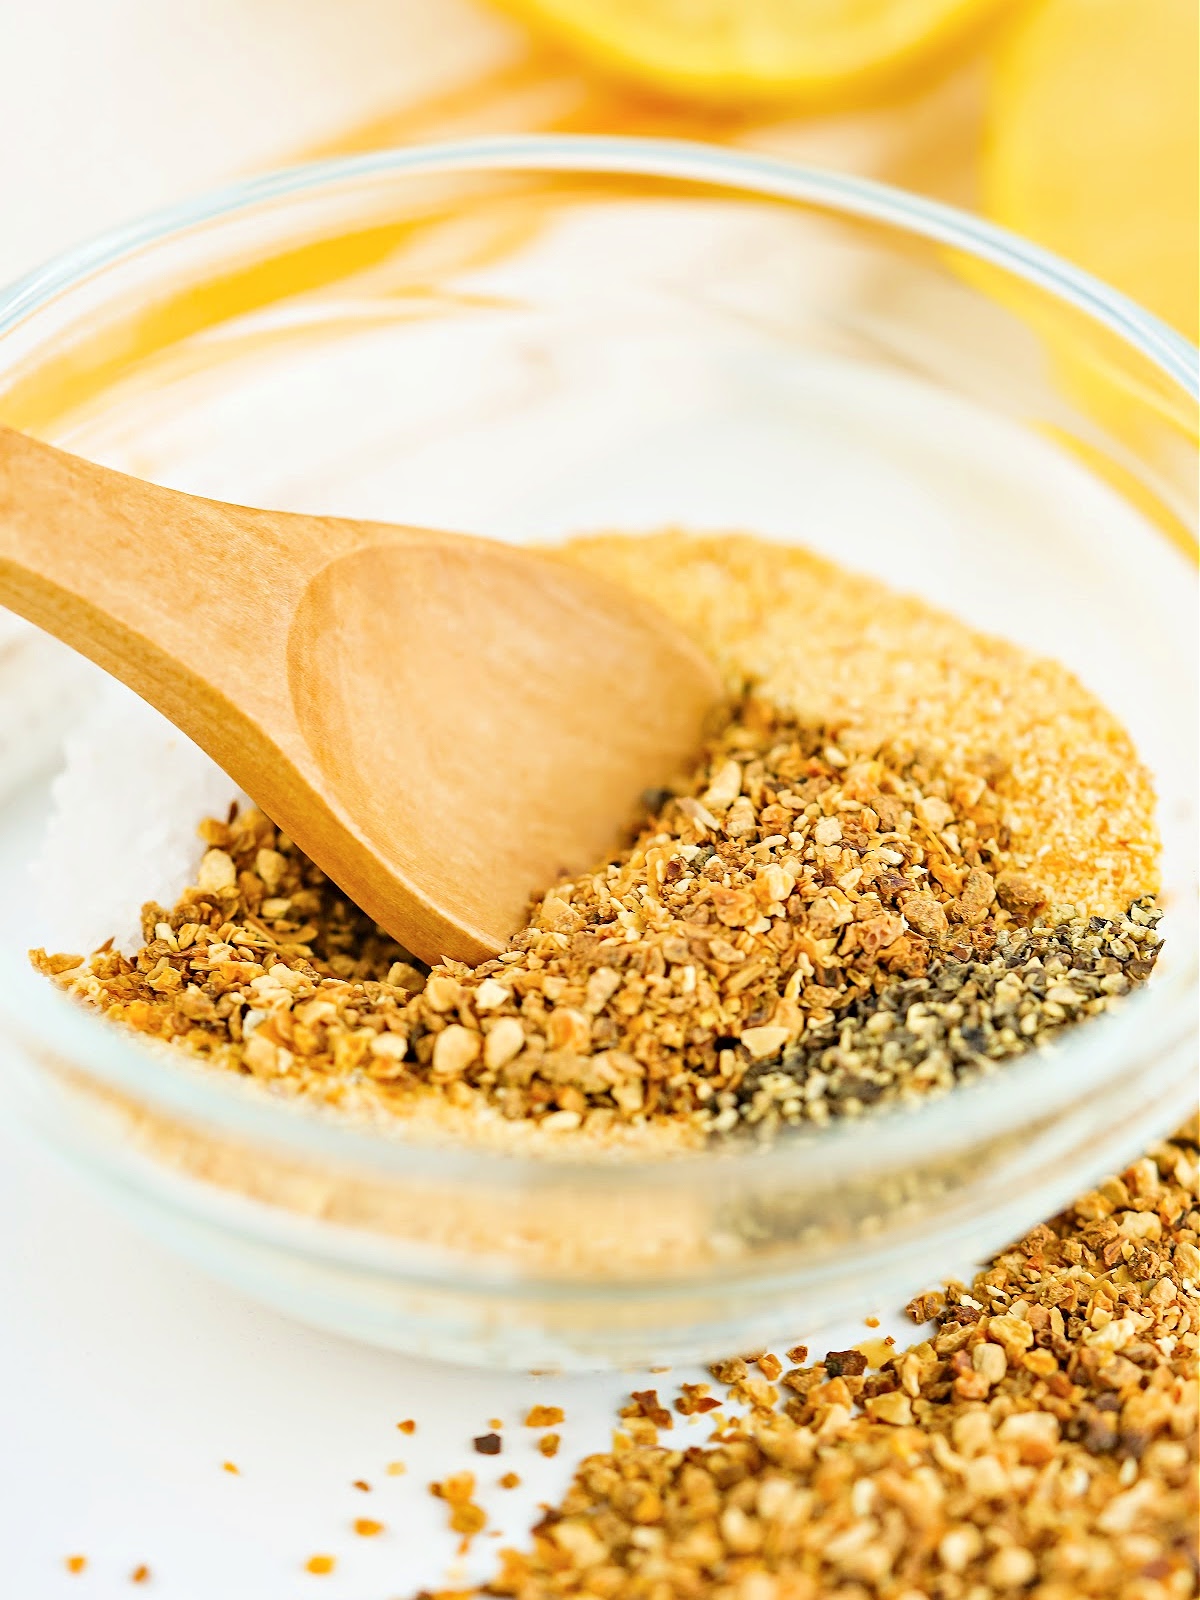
222 1461 239 1475
499 1473 521 1490
620 1390 673 1431
351 1479 370 1492
473 1433 503 1455
353 1518 384 1537
397 1420 416 1435
385 1461 407 1477
536 1434 560 1458
523 1406 564 1428
674 1382 720 1416
430 1472 487 1542
824 1347 869 1378
304 1554 335 1576
65 1556 86 1575
130 1568 149 1586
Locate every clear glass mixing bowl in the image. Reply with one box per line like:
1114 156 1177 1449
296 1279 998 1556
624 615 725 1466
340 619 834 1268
0 136 1195 1369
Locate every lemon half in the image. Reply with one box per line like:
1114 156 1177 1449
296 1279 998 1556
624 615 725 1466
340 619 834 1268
985 0 1198 340
498 0 1014 106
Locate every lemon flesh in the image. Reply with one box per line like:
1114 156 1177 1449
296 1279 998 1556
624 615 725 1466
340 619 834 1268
985 0 1198 340
499 0 1013 105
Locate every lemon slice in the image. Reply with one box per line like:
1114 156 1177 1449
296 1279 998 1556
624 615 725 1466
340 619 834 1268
498 0 1012 105
985 0 1198 340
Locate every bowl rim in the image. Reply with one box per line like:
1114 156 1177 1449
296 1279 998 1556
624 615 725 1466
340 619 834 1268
1 133 1197 396
0 132 1195 1192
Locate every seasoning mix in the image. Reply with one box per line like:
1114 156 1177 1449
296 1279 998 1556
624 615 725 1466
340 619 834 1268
33 531 1188 1596
453 1121 1198 1600
35 532 1162 1150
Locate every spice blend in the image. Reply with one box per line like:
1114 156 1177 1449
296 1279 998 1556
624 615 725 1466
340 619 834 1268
462 1122 1199 1600
36 533 1162 1149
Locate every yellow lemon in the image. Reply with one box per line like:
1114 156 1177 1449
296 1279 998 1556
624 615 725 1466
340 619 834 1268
985 0 1198 340
496 0 1013 106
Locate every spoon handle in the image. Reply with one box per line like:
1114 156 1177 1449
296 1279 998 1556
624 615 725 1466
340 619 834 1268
0 426 309 703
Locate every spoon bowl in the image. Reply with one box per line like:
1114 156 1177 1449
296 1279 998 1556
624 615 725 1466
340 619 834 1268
0 425 721 962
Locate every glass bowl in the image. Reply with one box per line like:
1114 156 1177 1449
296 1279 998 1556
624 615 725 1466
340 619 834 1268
0 136 1195 1370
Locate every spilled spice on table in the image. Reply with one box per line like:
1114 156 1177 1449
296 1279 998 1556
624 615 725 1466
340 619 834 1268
446 1122 1198 1599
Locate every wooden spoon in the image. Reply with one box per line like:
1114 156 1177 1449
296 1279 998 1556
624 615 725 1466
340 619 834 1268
0 426 720 964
